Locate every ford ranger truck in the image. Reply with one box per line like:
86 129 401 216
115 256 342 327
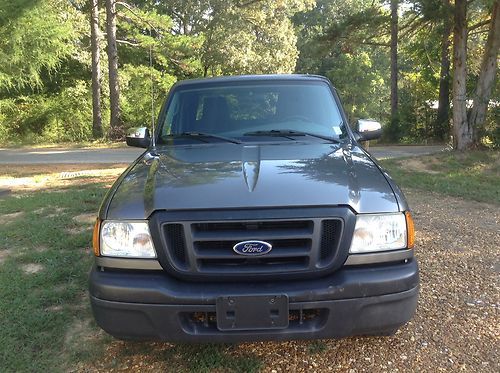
89 74 419 342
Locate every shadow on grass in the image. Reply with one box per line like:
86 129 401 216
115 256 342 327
0 181 110 371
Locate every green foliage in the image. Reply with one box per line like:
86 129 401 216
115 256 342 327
202 0 314 75
120 65 176 130
0 81 94 143
295 0 391 125
0 0 83 90
0 0 497 144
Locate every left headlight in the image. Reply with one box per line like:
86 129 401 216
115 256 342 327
349 213 408 254
99 220 156 258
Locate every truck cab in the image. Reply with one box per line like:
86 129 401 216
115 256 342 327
89 75 418 342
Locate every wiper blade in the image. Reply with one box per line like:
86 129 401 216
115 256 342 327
243 130 339 143
167 132 241 144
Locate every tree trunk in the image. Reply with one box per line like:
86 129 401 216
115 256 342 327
434 0 452 141
452 0 472 150
469 1 500 144
90 0 103 139
105 0 123 140
390 0 399 140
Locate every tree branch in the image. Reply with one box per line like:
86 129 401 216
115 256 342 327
116 39 140 47
235 0 263 8
468 19 491 32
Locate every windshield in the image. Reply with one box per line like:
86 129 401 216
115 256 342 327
158 81 347 143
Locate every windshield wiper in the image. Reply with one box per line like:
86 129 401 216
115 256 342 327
166 132 241 144
243 130 339 143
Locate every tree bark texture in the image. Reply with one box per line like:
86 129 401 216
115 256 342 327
390 0 399 128
435 0 452 141
452 0 472 150
90 0 103 139
105 0 123 139
469 1 500 143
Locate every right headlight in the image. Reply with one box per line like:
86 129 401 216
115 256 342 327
98 220 157 258
349 212 414 254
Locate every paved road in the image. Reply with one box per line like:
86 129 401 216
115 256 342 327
0 144 446 164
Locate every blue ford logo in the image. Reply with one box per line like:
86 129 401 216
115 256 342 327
233 240 272 256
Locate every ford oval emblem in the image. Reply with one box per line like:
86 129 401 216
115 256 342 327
233 240 272 256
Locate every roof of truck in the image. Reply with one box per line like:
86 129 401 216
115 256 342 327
173 74 331 87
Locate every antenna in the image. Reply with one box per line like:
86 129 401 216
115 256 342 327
149 27 157 153
115 2 158 154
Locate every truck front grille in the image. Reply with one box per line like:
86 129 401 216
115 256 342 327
157 213 344 280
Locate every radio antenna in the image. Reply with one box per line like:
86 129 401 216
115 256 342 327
149 27 157 153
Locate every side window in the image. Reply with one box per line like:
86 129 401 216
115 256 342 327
162 93 180 136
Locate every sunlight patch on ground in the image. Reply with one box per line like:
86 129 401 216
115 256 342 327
0 211 24 225
21 263 44 274
73 213 97 224
0 249 12 264
0 164 126 192
398 158 440 174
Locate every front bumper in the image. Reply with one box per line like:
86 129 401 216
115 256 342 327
89 260 419 342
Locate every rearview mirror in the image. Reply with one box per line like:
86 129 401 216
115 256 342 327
126 127 151 148
354 119 382 141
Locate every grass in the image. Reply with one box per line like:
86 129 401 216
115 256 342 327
381 150 500 204
0 172 263 372
0 182 110 372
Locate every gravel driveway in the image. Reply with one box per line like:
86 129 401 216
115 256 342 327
81 189 499 372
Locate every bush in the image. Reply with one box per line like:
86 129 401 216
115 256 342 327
0 80 94 144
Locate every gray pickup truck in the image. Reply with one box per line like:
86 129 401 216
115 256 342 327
89 74 418 342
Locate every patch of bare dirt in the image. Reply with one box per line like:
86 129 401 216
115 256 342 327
0 163 128 178
21 263 44 274
398 158 440 174
33 246 48 253
78 190 500 373
73 213 97 225
0 249 12 264
66 226 92 235
0 163 126 193
64 317 103 347
0 211 24 225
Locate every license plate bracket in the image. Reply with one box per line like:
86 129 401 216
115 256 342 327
216 294 289 331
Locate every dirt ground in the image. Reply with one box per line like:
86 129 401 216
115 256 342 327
0 163 127 193
74 189 499 373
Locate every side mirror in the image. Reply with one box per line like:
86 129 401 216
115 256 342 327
126 127 151 148
354 119 382 141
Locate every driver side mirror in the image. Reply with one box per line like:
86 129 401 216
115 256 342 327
126 127 151 148
354 119 382 141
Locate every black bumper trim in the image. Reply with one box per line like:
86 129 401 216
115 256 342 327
89 260 419 305
90 286 418 342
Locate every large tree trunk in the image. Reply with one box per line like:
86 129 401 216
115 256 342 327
390 0 399 140
105 0 123 140
434 0 452 141
469 1 500 143
452 0 472 150
90 0 103 139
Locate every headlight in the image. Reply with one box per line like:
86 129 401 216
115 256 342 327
99 221 156 258
349 213 407 254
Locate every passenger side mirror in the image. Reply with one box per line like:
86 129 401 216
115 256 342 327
354 119 382 141
126 127 151 148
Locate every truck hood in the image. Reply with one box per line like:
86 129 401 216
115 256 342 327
105 143 399 219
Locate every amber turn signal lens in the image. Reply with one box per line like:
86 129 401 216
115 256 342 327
405 211 415 249
92 218 101 256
